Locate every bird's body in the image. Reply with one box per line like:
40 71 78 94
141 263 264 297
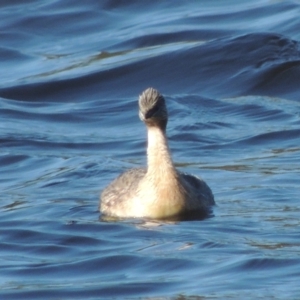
100 88 214 220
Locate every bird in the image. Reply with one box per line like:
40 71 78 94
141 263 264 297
100 88 214 220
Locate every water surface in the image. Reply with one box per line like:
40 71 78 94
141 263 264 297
0 0 300 299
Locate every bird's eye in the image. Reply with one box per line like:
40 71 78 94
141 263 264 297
145 105 160 119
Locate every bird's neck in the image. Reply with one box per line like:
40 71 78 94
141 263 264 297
146 125 177 178
142 125 186 219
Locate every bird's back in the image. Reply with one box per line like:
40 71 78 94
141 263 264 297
100 168 146 216
180 172 214 204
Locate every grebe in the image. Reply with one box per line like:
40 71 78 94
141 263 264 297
100 88 214 220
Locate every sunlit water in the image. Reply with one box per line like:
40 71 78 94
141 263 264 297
1 1 300 299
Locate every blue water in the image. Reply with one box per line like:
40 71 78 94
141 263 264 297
1 1 300 299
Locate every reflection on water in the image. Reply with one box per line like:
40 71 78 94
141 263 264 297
0 0 300 299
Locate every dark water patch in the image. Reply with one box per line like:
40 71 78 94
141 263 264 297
240 257 299 272
252 60 300 97
0 47 32 61
242 128 300 145
1 32 299 104
0 0 37 9
0 154 29 168
1 34 299 100
0 281 177 300
0 136 101 151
